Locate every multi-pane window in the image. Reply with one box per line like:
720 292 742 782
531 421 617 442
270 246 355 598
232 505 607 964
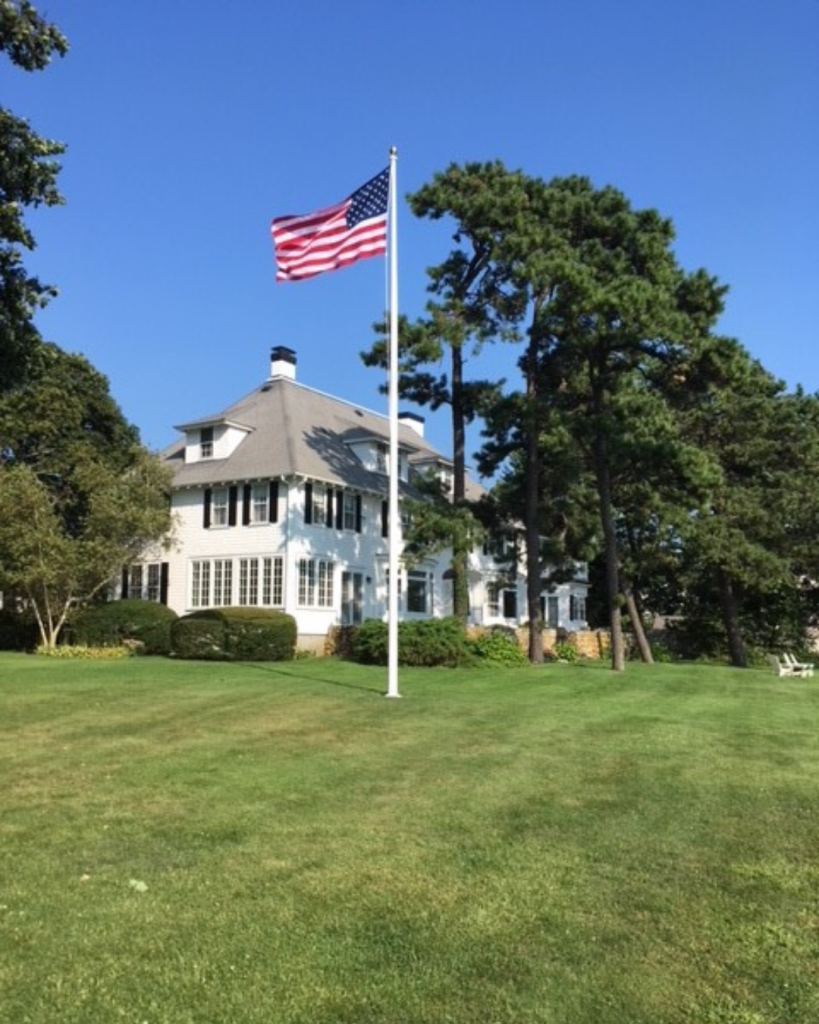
239 559 258 606
570 594 587 622
146 564 161 603
407 571 430 614
251 484 269 524
262 557 284 606
211 487 229 527
200 426 214 459
343 492 357 531
191 560 211 608
130 564 144 598
212 559 232 606
341 571 364 625
487 581 517 619
311 485 327 526
384 569 403 610
298 558 334 607
238 556 284 606
124 563 165 603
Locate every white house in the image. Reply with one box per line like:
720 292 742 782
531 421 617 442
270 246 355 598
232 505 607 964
126 347 588 649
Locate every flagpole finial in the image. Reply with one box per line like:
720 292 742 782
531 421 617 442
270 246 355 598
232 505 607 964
390 145 398 158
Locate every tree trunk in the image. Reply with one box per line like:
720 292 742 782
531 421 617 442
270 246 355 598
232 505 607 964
450 343 470 622
624 581 653 664
592 423 625 671
718 570 747 667
524 341 544 664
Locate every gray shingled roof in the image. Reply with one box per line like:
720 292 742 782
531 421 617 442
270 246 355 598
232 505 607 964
164 376 448 495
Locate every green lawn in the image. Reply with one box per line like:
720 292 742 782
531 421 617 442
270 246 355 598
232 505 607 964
1 654 817 1024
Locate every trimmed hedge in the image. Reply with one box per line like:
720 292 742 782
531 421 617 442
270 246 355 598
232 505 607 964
69 600 178 655
352 618 475 668
170 618 227 661
172 608 297 662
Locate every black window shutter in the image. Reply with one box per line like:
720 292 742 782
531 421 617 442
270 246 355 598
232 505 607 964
355 494 362 533
336 489 344 530
242 484 251 525
121 566 130 600
160 562 169 605
269 480 279 523
326 488 333 528
304 482 313 524
228 486 238 526
203 488 212 529
381 499 388 538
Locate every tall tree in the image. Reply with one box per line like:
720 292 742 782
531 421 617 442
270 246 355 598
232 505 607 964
0 0 67 389
362 307 500 620
667 336 819 665
407 163 556 658
0 344 174 648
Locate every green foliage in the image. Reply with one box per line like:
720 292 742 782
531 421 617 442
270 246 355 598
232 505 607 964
348 619 388 664
0 1 68 70
170 617 226 661
0 352 174 650
552 640 579 662
69 600 177 656
35 643 133 659
351 617 474 667
173 608 297 662
0 2 68 389
0 452 174 649
469 627 527 666
0 606 38 650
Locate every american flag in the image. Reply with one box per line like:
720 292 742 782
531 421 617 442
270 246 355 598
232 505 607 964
271 167 390 282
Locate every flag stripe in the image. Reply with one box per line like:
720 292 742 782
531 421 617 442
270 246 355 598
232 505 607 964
275 218 387 266
271 167 389 283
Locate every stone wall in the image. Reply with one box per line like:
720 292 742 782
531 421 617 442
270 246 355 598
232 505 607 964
517 627 611 660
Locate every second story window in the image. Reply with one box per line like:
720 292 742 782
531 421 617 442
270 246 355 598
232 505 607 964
200 426 214 459
376 444 388 474
312 484 327 526
251 483 268 524
211 486 229 527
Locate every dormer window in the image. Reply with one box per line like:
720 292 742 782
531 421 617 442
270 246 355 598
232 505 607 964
200 426 214 460
376 444 388 474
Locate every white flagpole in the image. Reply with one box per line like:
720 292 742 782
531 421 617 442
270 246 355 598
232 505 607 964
386 146 401 699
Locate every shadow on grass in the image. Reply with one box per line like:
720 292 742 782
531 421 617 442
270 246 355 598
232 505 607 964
243 660 388 696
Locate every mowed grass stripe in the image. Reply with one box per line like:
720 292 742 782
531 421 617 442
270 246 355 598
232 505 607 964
0 654 817 1023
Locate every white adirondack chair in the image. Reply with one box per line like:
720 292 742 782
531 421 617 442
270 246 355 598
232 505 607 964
784 653 814 678
768 654 797 677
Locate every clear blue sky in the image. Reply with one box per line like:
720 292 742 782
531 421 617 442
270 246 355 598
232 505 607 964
9 0 819 468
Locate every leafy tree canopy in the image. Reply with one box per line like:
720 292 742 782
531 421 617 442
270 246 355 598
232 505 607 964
0 346 173 648
0 0 67 389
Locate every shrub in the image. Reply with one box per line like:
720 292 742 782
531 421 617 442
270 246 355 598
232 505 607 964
351 618 473 668
36 644 134 659
351 619 388 664
69 600 178 655
0 607 39 651
170 618 227 661
553 640 579 662
172 608 297 662
470 628 527 666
